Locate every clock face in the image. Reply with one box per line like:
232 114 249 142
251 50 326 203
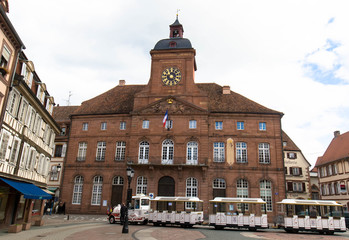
161 67 181 86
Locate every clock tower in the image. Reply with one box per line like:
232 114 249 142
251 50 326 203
134 16 208 110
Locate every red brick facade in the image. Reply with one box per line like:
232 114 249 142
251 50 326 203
58 18 286 221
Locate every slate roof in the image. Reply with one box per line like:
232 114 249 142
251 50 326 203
282 131 300 151
70 83 282 116
153 38 192 50
316 131 349 166
52 106 79 122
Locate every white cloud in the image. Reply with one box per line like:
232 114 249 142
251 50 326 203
8 0 349 166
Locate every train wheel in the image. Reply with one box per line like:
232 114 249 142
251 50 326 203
248 227 257 231
326 231 334 235
142 219 148 225
109 216 115 224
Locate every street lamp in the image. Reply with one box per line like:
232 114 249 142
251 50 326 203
122 166 134 234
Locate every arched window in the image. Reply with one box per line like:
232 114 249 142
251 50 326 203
213 178 226 198
136 176 147 194
112 176 124 185
260 180 272 211
237 179 249 210
187 141 198 165
72 176 84 204
138 141 149 164
186 177 198 208
213 178 226 189
91 176 103 205
162 139 174 164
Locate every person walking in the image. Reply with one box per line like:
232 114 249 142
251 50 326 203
120 203 127 225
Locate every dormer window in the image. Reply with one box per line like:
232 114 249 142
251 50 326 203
169 41 177 48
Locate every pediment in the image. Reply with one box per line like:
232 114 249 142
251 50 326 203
135 97 207 115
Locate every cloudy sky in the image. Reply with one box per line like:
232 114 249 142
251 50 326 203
8 0 349 167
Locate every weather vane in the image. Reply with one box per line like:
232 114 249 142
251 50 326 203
176 9 180 18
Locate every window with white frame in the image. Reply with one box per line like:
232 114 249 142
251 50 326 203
215 121 223 130
9 138 20 164
18 100 28 123
91 176 103 205
293 182 303 192
162 139 174 164
33 115 41 134
96 141 106 161
142 120 149 129
333 164 338 174
187 141 198 165
237 121 244 130
0 130 10 160
115 141 126 161
138 141 149 164
0 44 11 69
28 108 36 130
189 120 196 129
82 123 88 131
328 165 333 176
26 148 36 170
7 90 20 116
21 63 33 88
331 182 335 195
77 142 87 161
213 142 225 162
258 143 270 164
37 154 45 175
101 122 107 130
50 165 59 181
237 179 249 210
20 144 29 169
72 176 84 204
186 177 198 209
60 127 66 136
287 152 297 159
213 178 226 189
236 142 247 163
136 176 147 194
259 122 266 131
120 121 126 130
113 176 124 185
260 180 272 212
291 167 302 176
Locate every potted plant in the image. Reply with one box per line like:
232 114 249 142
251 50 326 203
8 224 22 233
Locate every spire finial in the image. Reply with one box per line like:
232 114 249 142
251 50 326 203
176 9 180 19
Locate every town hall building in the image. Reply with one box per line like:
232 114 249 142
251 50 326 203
56 17 286 221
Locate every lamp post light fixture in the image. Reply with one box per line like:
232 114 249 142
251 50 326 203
122 166 134 234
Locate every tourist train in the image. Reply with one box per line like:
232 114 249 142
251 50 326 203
107 194 347 234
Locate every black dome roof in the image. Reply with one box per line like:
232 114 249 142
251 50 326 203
153 38 192 50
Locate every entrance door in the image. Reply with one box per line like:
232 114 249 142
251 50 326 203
158 176 175 196
111 176 124 206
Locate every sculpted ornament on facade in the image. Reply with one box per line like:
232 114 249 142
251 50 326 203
141 99 199 114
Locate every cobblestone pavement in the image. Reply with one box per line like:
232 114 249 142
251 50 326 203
1 214 349 240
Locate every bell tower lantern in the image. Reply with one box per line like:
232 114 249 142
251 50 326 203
169 15 184 38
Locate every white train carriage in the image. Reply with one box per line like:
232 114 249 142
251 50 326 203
209 197 269 230
148 196 204 227
108 194 150 224
277 199 346 234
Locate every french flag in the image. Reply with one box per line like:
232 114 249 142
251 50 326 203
163 110 168 127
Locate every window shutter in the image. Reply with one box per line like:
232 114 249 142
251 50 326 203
299 168 302 175
290 167 293 175
294 153 297 159
302 183 305 192
62 143 67 157
21 63 27 76
284 167 287 174
4 134 13 160
287 153 289 158
287 182 293 191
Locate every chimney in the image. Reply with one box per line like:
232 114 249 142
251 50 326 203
334 130 340 138
118 80 125 86
223 86 230 94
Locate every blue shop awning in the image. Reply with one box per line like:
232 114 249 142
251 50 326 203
0 177 52 200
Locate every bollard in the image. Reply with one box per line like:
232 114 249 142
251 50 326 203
67 215 69 220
